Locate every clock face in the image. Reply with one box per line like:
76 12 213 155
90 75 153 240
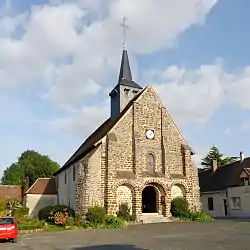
146 130 154 139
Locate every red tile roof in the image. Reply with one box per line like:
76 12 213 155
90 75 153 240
243 168 250 176
25 178 57 195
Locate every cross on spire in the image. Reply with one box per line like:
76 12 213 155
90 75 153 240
120 16 129 50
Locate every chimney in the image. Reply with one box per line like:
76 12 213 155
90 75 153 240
212 159 218 172
240 151 244 163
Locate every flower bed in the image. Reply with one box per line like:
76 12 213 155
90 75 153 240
38 205 128 230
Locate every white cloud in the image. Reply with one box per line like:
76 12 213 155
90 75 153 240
109 0 217 54
150 62 250 126
50 61 250 138
0 0 217 104
51 100 109 136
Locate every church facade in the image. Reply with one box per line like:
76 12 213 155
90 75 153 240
54 50 200 221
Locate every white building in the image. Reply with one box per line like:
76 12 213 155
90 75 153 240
199 153 250 218
24 178 57 218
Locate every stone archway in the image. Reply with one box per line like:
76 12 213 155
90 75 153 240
142 186 158 213
116 185 134 214
171 184 186 199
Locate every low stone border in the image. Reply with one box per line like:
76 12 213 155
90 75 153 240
127 221 141 226
19 228 45 234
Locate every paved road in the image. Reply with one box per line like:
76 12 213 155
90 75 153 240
1 220 250 250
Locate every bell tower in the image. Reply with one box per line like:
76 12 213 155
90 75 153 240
109 17 142 119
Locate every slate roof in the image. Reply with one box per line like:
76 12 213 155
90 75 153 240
25 178 57 195
54 88 145 176
118 79 143 89
199 157 250 192
118 50 133 82
115 50 142 90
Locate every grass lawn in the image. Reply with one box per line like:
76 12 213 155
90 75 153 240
43 223 68 232
43 223 80 232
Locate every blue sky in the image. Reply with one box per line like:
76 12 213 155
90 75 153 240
0 0 250 177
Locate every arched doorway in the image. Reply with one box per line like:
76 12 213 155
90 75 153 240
142 186 157 213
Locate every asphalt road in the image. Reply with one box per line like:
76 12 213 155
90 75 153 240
1 220 250 250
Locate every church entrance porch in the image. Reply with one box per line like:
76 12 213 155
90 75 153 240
142 186 158 213
139 183 169 224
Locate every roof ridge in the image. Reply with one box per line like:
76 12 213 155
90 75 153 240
24 179 39 195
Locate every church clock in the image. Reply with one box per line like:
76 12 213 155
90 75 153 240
146 129 155 139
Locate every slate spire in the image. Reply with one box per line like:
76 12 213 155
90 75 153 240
118 50 132 82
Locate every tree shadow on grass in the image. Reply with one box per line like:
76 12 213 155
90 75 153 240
72 245 148 250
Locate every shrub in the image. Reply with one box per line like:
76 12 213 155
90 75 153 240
74 212 86 227
38 205 75 222
66 216 75 226
116 203 134 221
105 215 127 229
0 198 27 218
188 212 198 221
53 212 68 226
12 207 29 219
189 211 214 222
85 205 107 226
170 197 189 218
38 205 53 221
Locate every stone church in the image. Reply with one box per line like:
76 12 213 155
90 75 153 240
54 49 200 222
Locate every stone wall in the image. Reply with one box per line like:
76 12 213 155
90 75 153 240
0 185 21 200
116 185 133 213
105 86 200 217
75 85 200 217
75 146 103 212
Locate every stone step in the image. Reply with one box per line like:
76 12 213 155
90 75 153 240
137 213 169 224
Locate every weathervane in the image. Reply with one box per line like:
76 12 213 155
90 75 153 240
120 16 129 50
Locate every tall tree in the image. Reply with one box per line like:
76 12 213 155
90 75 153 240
1 150 60 186
1 163 23 185
201 145 239 169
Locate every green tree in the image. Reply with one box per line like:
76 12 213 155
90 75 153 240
1 163 23 185
201 145 239 169
1 150 60 186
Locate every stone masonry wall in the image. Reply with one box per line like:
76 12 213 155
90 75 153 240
0 185 21 200
75 146 103 212
116 185 133 213
75 85 200 217
105 86 200 217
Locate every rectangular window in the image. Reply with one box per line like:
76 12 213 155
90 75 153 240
231 197 241 210
0 217 14 225
65 172 67 184
73 165 76 182
243 178 250 186
208 197 214 210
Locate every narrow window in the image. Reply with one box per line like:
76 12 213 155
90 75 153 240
208 197 214 210
65 172 67 184
231 197 241 210
124 88 129 97
147 153 155 172
73 165 76 182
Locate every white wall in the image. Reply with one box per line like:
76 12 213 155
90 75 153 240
56 162 79 210
24 194 57 218
227 185 250 217
201 191 227 217
201 184 250 218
